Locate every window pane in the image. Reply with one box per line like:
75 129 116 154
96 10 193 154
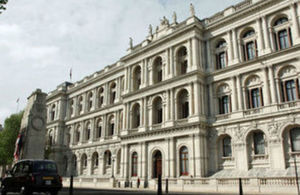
251 88 260 108
279 30 289 49
286 80 296 101
247 42 255 60
223 136 232 157
291 128 300 151
254 132 265 154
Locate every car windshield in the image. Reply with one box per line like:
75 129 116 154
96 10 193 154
33 161 57 173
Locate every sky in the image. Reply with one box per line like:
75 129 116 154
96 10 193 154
0 0 242 125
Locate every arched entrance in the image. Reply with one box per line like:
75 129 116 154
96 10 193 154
153 150 162 178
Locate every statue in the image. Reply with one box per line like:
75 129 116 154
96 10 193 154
160 16 169 26
149 24 153 36
129 37 133 49
156 26 159 33
190 3 195 16
173 11 177 24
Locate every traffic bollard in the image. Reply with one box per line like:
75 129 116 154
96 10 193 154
69 175 73 195
166 178 168 194
157 175 162 195
239 178 243 195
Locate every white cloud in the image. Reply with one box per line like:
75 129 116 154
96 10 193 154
0 0 242 124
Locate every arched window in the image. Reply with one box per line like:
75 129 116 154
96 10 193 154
98 87 104 108
241 30 257 61
87 92 93 111
81 154 87 170
273 17 292 50
108 116 115 136
180 146 189 176
215 40 227 70
133 66 141 90
131 152 138 177
78 96 83 113
290 127 300 152
104 150 112 166
153 97 163 124
110 83 117 104
222 136 232 157
85 122 91 141
153 57 163 84
177 90 189 119
177 47 188 75
50 104 56 121
132 104 140 128
92 152 99 168
96 119 102 138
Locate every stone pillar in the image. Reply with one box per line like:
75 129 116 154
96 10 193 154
234 143 248 171
79 121 84 144
90 118 96 142
189 83 194 116
275 79 282 103
268 65 277 104
262 16 272 53
188 38 193 71
206 40 212 71
121 145 125 178
124 144 129 180
92 88 97 111
269 139 286 170
170 88 175 121
192 37 200 69
200 84 205 115
87 153 92 176
227 31 233 65
104 83 109 106
263 67 271 106
209 83 215 116
194 81 201 115
116 77 121 102
142 142 148 180
256 18 264 55
291 3 300 44
232 77 238 112
169 137 176 178
236 75 243 110
232 29 240 64
99 152 104 176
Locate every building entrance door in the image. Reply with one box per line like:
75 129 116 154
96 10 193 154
153 151 162 178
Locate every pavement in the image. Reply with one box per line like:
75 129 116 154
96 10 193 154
0 188 293 195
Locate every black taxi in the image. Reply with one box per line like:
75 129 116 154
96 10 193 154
1 159 62 195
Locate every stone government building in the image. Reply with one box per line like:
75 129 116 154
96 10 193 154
46 0 300 193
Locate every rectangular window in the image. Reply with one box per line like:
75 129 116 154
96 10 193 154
223 137 232 157
286 80 296 101
291 129 300 151
279 30 289 50
246 42 255 60
221 96 229 114
251 88 260 108
254 132 265 155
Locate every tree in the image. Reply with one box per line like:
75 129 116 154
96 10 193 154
0 0 8 14
0 111 23 167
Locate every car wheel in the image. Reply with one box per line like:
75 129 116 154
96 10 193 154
50 191 58 195
20 186 32 195
1 184 7 195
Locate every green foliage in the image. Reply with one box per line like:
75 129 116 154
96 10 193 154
0 111 23 165
0 0 8 13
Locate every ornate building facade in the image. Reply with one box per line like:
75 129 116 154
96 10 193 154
46 0 300 193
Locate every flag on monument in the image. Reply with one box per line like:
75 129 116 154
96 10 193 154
70 68 72 81
14 133 23 161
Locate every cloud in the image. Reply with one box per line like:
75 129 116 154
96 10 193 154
0 0 242 124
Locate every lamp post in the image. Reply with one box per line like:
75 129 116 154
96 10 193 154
294 156 300 195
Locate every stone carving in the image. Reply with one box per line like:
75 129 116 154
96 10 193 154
218 83 230 94
207 129 217 141
279 65 296 78
268 122 279 139
190 3 195 16
148 24 153 36
173 12 177 24
160 16 169 26
246 75 260 86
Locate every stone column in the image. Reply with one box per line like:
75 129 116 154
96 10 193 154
99 152 104 176
200 84 205 115
90 118 96 142
234 143 248 171
190 135 196 177
268 65 277 104
232 77 238 112
142 142 148 180
291 3 300 44
256 18 264 54
92 88 97 111
148 64 153 86
236 75 243 110
262 16 271 53
169 137 176 178
194 81 201 115
170 47 175 78
124 144 129 180
209 83 215 116
116 77 121 102
79 121 84 144
227 31 233 65
104 83 109 106
143 97 148 128
192 37 200 69
189 83 194 116
269 139 286 170
87 153 92 176
188 38 193 71
232 29 240 64
263 67 271 105
206 40 212 71
102 115 107 137
275 79 282 103
170 88 175 121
